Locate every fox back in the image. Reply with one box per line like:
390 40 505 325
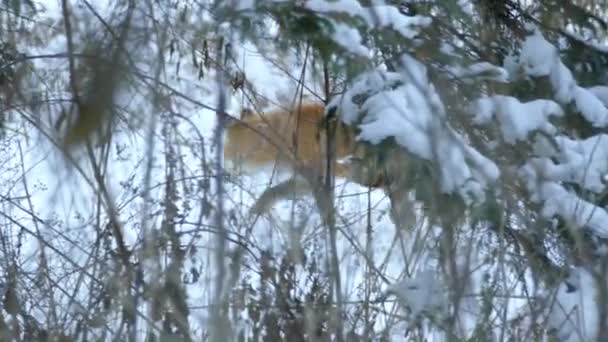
223 102 357 176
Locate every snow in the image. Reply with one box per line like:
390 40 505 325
514 131 608 237
519 27 608 127
459 26 608 339
550 135 608 193
550 61 576 103
9 2 608 341
457 0 474 16
329 22 370 57
369 5 432 38
387 269 445 317
548 267 601 341
520 29 559 77
469 96 563 144
235 0 256 11
332 54 499 204
217 12 608 342
332 70 403 125
587 85 608 107
359 87 433 158
562 27 608 54
518 160 608 238
470 26 608 243
448 62 509 83
304 0 367 19
304 0 432 36
573 86 608 126
302 0 431 56
539 182 608 238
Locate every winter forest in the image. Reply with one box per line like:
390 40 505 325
3 0 608 341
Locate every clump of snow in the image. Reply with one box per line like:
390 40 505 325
368 5 432 38
387 270 445 317
304 0 431 38
520 29 559 77
549 61 576 104
513 131 608 238
469 96 563 144
329 22 370 57
235 0 256 11
330 54 499 203
573 86 608 126
304 0 366 19
449 62 509 83
518 27 608 127
518 162 608 238
398 54 447 117
465 27 608 247
358 87 432 157
298 0 431 57
548 267 600 341
457 0 474 16
546 135 608 193
587 86 608 107
332 70 403 125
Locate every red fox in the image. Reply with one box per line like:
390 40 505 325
224 102 358 178
223 102 405 214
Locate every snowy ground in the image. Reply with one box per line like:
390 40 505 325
5 1 607 340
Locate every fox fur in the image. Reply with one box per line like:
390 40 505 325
223 102 405 215
223 102 358 178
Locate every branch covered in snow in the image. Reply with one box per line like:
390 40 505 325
330 54 499 204
220 0 431 57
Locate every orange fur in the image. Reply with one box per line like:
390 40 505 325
224 102 357 177
223 102 411 216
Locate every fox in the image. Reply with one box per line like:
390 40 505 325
224 102 353 175
223 101 407 215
